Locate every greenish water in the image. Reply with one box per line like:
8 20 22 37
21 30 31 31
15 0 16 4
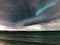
0 31 59 45
0 40 55 45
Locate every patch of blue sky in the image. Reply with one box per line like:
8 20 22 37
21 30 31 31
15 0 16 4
36 0 58 16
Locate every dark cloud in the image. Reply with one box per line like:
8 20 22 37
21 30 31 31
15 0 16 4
0 0 60 28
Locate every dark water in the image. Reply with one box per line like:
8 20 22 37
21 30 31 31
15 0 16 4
0 40 55 45
0 31 60 45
